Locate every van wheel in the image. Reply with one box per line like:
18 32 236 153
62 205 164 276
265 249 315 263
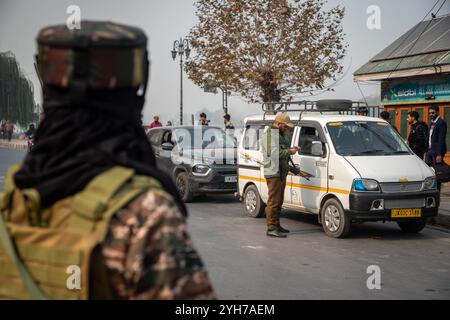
243 185 265 218
397 218 427 233
175 171 193 203
321 198 351 238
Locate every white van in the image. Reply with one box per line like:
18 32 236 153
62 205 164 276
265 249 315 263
237 100 439 238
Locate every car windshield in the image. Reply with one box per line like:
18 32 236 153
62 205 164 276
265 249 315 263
173 127 236 149
327 121 412 156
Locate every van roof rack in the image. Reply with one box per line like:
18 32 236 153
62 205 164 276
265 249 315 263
261 99 369 121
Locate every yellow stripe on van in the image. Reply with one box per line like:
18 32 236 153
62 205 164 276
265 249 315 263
239 175 265 183
327 188 351 195
239 176 350 195
290 182 323 192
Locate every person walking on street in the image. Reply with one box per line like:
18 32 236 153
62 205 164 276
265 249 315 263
356 106 369 117
407 111 428 159
198 112 210 126
150 115 162 128
261 113 299 238
0 21 215 300
426 105 447 190
380 111 394 125
25 123 36 138
0 120 6 139
223 114 235 130
380 110 399 132
4 120 14 141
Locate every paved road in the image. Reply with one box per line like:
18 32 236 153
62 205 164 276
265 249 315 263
1 147 450 299
0 147 25 187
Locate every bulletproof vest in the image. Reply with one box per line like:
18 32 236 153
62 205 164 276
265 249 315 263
0 165 162 299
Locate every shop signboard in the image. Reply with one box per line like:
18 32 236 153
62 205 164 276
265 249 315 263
381 76 450 104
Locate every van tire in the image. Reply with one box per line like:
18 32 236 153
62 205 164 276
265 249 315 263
321 198 351 238
397 218 427 233
243 185 265 218
175 171 193 203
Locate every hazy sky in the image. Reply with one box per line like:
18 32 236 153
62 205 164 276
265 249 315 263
1 0 449 125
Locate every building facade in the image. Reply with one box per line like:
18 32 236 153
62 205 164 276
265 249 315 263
354 14 450 160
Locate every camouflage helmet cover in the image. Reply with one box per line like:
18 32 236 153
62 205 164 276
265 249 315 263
36 21 148 90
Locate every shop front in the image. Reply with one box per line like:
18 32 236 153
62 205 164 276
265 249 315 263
381 75 450 161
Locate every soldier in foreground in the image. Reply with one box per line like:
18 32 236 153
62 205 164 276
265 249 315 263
0 21 215 300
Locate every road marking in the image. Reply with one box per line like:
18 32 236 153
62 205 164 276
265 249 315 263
242 245 265 250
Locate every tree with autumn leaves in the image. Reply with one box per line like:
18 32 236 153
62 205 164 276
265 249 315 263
186 0 347 108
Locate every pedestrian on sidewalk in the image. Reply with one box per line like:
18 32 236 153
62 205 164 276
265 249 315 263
261 113 299 238
0 21 215 300
198 112 210 126
426 105 447 190
380 110 398 131
0 120 6 139
223 114 235 130
407 111 428 159
150 115 162 128
356 106 369 117
4 120 14 142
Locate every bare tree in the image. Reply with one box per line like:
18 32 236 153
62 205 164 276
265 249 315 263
186 0 347 108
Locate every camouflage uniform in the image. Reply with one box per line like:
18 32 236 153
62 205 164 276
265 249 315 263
0 21 216 300
103 188 215 299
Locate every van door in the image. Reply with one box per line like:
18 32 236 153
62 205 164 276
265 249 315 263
239 124 265 198
290 122 329 213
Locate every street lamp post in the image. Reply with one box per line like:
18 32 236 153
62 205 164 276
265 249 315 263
171 37 190 125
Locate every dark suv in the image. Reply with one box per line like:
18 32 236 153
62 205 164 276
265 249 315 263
147 126 238 202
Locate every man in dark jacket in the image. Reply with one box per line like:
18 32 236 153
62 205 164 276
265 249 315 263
426 106 447 190
407 111 428 159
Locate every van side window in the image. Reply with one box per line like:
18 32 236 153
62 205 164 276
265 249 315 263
298 126 322 156
244 125 265 151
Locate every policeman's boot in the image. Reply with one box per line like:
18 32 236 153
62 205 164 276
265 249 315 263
278 225 290 233
266 229 287 238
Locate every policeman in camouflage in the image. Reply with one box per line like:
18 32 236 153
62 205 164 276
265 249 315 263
0 21 215 299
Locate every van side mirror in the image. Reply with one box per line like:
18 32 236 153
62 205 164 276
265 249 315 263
311 141 324 157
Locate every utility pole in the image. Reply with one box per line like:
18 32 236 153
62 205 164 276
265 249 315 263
171 38 191 125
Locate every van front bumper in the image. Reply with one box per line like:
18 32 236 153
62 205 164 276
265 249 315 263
346 190 439 221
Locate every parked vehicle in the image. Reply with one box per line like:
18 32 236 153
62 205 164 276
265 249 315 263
238 100 439 238
148 126 238 202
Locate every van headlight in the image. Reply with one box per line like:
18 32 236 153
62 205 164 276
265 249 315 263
192 164 211 176
422 177 437 190
352 179 381 192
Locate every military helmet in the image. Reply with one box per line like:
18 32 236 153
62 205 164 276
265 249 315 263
36 21 148 92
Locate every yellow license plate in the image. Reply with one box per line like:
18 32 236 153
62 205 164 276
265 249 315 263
391 208 422 218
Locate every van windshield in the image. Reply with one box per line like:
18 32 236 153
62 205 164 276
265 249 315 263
326 121 412 156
